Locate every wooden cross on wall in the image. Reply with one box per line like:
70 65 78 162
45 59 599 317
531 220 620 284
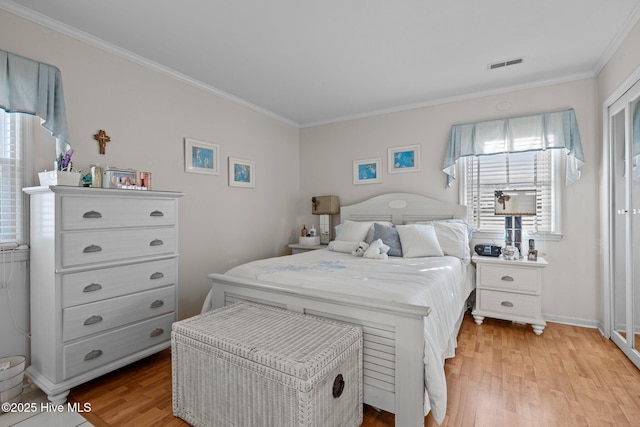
93 130 110 154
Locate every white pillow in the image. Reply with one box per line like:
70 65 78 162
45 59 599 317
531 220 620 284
328 240 360 254
433 221 470 263
396 224 444 258
335 220 373 242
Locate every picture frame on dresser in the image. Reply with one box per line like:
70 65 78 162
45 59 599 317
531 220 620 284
184 138 220 175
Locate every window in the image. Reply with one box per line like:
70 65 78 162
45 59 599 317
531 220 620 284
0 111 30 247
461 148 562 240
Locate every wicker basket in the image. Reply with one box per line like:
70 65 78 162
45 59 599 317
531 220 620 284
172 302 363 427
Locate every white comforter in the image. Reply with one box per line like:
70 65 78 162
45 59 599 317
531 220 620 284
202 249 473 423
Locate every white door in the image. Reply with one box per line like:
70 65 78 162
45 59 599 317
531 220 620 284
607 78 640 370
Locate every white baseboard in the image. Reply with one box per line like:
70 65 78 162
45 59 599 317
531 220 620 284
543 314 603 333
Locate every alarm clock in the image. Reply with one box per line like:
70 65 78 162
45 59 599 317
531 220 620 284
474 244 502 257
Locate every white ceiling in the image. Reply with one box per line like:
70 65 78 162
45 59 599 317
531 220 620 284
3 0 640 127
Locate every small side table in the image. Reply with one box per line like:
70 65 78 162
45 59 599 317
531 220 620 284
288 244 327 255
472 254 548 335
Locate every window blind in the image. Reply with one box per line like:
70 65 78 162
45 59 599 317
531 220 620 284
464 150 554 234
0 111 23 244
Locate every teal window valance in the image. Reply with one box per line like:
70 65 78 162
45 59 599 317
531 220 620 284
443 108 585 187
0 49 70 155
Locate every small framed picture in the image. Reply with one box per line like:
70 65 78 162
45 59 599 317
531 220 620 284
184 138 219 175
528 249 538 261
353 158 382 185
228 157 255 188
388 144 421 173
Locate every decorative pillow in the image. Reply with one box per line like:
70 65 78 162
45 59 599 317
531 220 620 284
365 221 394 244
433 221 470 263
372 222 403 257
396 224 444 258
328 240 360 254
335 220 373 242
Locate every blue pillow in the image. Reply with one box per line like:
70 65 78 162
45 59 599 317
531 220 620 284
372 223 403 257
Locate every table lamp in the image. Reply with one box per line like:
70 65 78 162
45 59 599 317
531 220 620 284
312 195 340 244
494 190 536 256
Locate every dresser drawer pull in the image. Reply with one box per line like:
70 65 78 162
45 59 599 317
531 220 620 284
82 210 102 219
83 244 102 253
501 275 514 282
83 315 103 325
150 300 164 309
150 210 164 217
149 239 164 247
84 349 103 361
83 283 103 293
149 328 164 338
149 272 164 280
500 301 514 308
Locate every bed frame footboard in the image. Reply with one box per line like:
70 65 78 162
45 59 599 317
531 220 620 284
208 273 430 427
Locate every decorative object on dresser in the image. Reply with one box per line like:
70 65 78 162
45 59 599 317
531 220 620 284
23 185 183 404
311 195 340 244
172 301 363 427
472 254 547 335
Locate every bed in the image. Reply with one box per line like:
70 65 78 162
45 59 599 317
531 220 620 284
202 193 474 426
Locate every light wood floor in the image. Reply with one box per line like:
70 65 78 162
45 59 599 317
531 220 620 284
69 314 640 427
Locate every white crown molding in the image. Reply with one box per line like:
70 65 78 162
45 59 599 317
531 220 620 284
593 2 640 75
0 0 299 128
300 71 596 128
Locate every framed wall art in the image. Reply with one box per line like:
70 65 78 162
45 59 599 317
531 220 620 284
353 157 382 185
228 157 255 188
388 144 421 173
184 138 219 175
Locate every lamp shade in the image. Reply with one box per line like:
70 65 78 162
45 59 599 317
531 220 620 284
494 190 536 216
312 195 340 214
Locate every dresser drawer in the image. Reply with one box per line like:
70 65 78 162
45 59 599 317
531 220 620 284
63 313 173 379
61 227 176 267
63 286 175 342
478 289 539 319
60 196 176 230
62 258 176 308
478 264 540 293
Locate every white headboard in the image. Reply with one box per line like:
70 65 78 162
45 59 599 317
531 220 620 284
340 193 467 225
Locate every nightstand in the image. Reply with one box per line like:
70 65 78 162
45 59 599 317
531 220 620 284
472 254 548 335
288 243 327 255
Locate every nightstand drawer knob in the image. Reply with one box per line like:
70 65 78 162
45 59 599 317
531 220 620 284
83 244 102 253
149 239 163 246
149 272 164 280
84 349 103 361
501 275 514 282
84 315 103 325
82 210 102 219
149 328 164 338
150 210 164 217
83 283 102 293
501 301 514 307
150 299 164 309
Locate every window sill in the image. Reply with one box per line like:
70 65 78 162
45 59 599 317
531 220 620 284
471 231 563 244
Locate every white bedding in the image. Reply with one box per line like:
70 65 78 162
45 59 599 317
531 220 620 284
201 249 474 423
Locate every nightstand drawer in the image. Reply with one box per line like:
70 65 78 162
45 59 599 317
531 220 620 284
479 265 539 293
478 289 539 319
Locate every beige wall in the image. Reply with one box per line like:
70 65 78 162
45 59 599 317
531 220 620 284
3 6 640 330
300 79 601 326
0 10 301 319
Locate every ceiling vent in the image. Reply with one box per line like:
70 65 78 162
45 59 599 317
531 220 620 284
488 57 524 70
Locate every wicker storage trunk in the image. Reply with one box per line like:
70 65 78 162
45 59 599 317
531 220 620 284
172 302 363 427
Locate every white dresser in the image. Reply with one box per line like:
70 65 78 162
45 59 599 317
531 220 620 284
471 254 548 335
23 186 182 404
